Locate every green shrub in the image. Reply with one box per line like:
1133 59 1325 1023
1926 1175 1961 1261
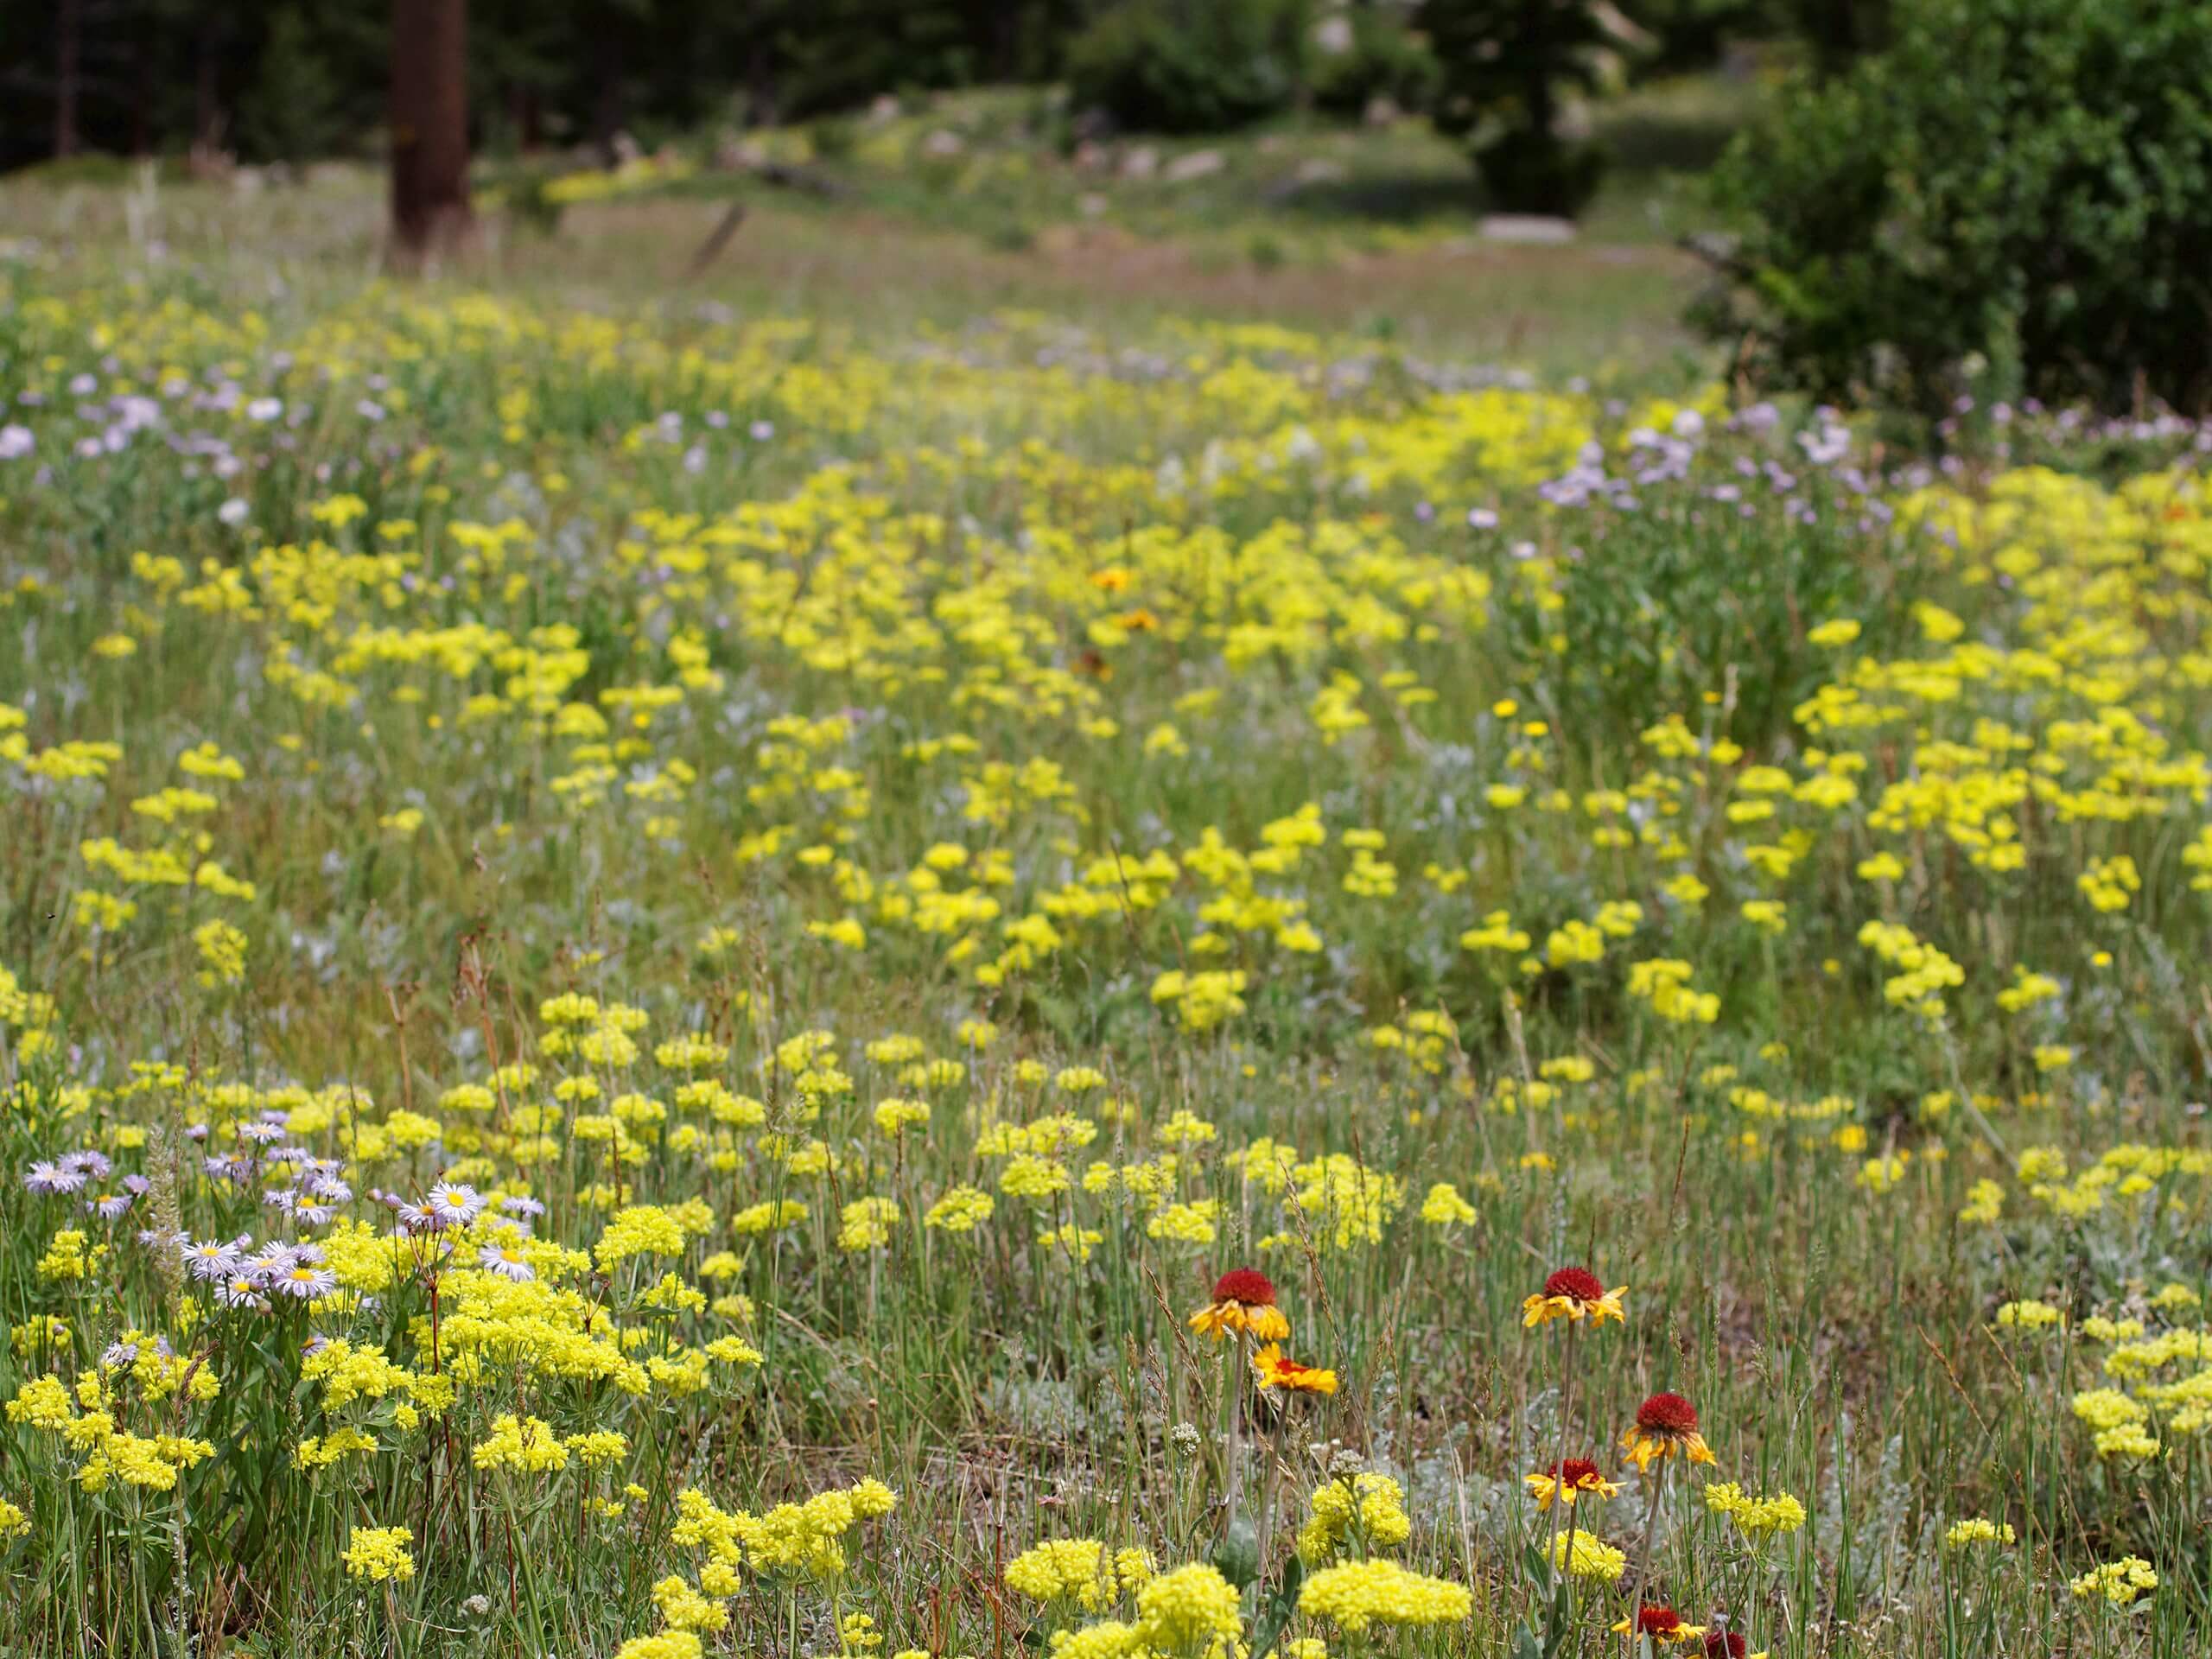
1418 0 1613 216
1700 0 2212 416
1308 10 1443 118
1066 0 1311 135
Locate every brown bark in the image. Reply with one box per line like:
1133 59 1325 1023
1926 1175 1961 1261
390 0 474 262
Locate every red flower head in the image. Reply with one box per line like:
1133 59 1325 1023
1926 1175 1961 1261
1544 1266 1606 1304
1523 1267 1626 1328
1704 1633 1748 1659
1190 1268 1290 1342
1611 1605 1707 1643
1637 1392 1700 1436
1524 1453 1623 1509
1211 1268 1278 1308
1622 1391 1717 1471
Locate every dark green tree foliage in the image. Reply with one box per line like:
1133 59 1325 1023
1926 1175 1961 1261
1702 0 2212 416
0 0 1107 170
239 5 363 164
1417 0 1611 215
1065 0 1312 135
1307 7 1441 119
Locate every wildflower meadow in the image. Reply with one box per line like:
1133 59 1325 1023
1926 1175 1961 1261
4 206 2212 1659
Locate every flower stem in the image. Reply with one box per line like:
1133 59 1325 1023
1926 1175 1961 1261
1553 1319 1580 1627
1225 1327 1248 1529
1624 1456 1669 1637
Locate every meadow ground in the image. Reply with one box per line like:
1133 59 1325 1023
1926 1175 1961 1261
3 118 2212 1659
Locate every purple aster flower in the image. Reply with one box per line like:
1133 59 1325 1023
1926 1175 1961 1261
274 1262 336 1300
217 1274 269 1312
478 1241 536 1281
85 1190 135 1220
245 1242 299 1281
25 1160 86 1195
185 1236 247 1282
424 1180 486 1229
62 1149 112 1179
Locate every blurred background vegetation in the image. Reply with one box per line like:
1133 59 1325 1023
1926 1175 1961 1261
10 1 2212 424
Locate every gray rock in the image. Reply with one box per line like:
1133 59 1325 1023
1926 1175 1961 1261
1163 148 1225 184
1478 213 1579 245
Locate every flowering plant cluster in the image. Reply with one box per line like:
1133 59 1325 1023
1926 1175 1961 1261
0 258 2205 1653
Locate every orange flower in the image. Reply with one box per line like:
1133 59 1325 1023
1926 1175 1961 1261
1522 1266 1628 1328
1250 1344 1337 1395
1614 1607 1707 1645
1189 1268 1291 1342
1621 1392 1716 1472
1524 1457 1621 1510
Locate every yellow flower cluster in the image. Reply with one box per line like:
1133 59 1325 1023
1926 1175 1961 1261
1004 1539 1155 1609
1298 1471 1413 1563
1298 1560 1474 1632
340 1525 416 1582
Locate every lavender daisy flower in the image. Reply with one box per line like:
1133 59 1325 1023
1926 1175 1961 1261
295 1200 335 1226
217 1274 269 1312
86 1190 135 1220
62 1150 113 1179
237 1120 284 1146
425 1180 486 1229
309 1174 353 1204
185 1236 246 1282
245 1242 299 1282
273 1262 337 1300
499 1194 545 1218
478 1241 536 1281
124 1173 150 1196
25 1160 86 1195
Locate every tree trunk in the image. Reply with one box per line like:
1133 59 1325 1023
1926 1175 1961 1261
55 0 83 158
391 0 473 262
